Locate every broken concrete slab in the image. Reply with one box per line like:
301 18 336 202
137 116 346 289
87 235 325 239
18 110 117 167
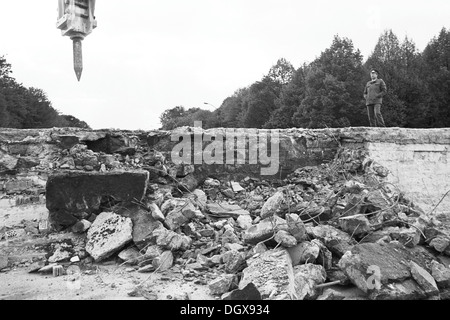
243 215 289 245
431 260 450 289
236 215 253 230
222 283 262 300
207 202 250 218
209 274 236 295
152 251 173 272
152 227 192 251
287 241 320 266
0 255 9 270
223 250 246 274
410 261 439 297
339 214 371 236
338 242 436 300
46 171 148 227
286 213 307 242
71 219 91 233
239 248 295 300
118 247 141 262
294 263 327 300
274 230 297 248
260 191 287 219
86 212 133 262
165 200 197 230
309 224 356 257
128 207 163 249
148 203 165 222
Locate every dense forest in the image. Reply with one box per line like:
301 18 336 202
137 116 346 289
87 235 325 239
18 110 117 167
0 56 90 129
160 28 450 130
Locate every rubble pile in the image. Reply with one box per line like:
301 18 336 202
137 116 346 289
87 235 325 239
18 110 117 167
2 137 450 300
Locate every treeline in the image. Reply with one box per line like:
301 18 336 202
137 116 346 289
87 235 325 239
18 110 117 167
0 56 90 129
160 28 450 130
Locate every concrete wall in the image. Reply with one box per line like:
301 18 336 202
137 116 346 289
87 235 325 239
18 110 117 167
1 127 450 216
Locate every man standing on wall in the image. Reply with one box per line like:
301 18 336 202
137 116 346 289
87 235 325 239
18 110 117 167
364 69 387 127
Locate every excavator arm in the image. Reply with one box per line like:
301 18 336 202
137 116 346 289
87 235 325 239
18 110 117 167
56 0 97 81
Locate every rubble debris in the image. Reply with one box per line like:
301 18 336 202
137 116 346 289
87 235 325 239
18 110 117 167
243 216 289 245
127 206 163 249
206 203 250 218
339 214 371 236
71 219 92 233
294 263 327 300
260 191 286 219
239 249 296 300
409 261 439 297
285 214 307 242
308 224 356 257
338 242 436 300
274 230 297 248
152 251 174 271
118 247 140 262
86 212 133 262
46 171 149 228
209 274 236 295
236 215 253 230
431 260 450 289
222 283 262 300
0 256 8 271
287 241 320 266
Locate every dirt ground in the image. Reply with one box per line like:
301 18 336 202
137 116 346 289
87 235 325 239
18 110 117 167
0 264 216 300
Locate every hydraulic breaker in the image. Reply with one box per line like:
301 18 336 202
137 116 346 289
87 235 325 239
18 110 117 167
56 0 97 81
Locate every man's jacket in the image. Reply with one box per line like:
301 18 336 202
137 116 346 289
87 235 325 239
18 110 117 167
364 78 387 105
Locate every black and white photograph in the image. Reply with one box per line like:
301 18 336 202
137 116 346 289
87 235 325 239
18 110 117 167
1 0 450 308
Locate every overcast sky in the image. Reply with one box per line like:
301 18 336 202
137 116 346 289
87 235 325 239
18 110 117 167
1 0 449 130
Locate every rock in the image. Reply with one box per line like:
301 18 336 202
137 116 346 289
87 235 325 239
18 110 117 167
48 244 72 263
152 227 192 251
224 243 244 251
209 274 236 295
207 203 250 218
152 251 174 272
409 261 439 297
222 283 262 300
431 260 450 289
316 288 346 300
251 243 268 255
286 214 307 242
398 228 421 248
224 250 246 273
239 249 296 300
71 219 92 233
86 212 133 262
46 171 148 227
274 230 297 248
339 214 371 236
38 263 58 274
165 201 197 230
222 188 235 198
311 239 333 270
243 216 289 245
129 207 163 249
118 247 141 262
287 241 320 266
188 189 207 209
0 256 9 271
70 256 80 263
429 236 450 253
177 174 199 192
260 191 286 219
204 178 220 187
148 203 165 222
145 245 163 259
175 163 195 177
294 264 327 300
221 229 240 245
309 224 355 257
236 215 253 230
338 242 434 300
230 182 245 193
365 189 392 212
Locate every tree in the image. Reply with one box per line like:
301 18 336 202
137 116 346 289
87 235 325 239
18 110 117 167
267 58 295 85
293 36 367 128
